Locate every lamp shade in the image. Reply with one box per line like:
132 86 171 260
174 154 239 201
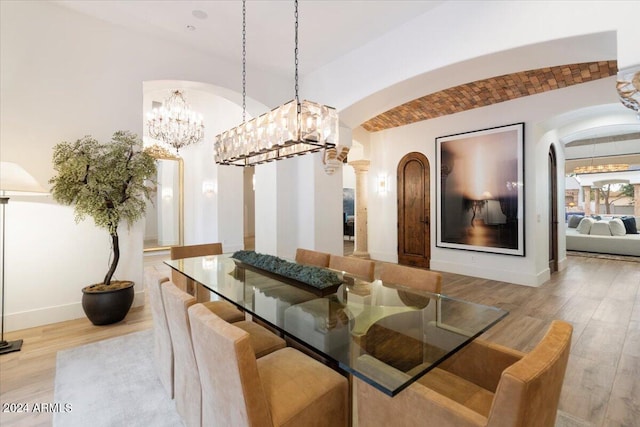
0 162 47 195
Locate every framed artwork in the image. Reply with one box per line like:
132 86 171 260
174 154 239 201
436 123 525 256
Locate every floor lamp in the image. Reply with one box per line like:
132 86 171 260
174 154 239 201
0 162 47 355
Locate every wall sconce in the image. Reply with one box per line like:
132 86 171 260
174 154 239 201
252 174 256 191
202 180 217 197
377 174 389 195
505 181 523 191
162 187 173 199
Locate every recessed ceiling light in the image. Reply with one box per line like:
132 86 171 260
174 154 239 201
186 25 196 32
192 10 208 20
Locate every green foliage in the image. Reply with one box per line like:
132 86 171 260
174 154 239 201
50 131 156 234
620 183 634 199
49 131 157 285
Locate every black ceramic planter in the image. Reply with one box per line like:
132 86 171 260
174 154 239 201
81 281 135 326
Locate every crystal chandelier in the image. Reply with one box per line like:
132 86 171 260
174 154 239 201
147 90 204 154
616 66 640 120
214 0 338 167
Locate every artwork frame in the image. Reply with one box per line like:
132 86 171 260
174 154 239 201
436 123 525 256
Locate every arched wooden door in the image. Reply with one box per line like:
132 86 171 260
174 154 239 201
397 152 431 268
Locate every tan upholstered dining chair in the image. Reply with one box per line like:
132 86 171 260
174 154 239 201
144 269 172 397
329 254 376 282
188 303 349 427
380 263 442 293
161 282 286 427
357 320 573 427
170 242 223 296
295 247 331 268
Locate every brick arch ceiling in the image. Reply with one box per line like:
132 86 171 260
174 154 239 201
360 61 618 132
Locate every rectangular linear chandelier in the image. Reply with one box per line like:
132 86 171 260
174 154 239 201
215 100 338 166
214 0 338 167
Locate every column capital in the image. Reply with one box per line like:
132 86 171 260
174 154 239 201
348 159 370 173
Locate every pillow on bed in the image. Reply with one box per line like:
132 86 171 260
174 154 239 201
576 217 595 235
621 216 639 234
567 215 583 228
609 218 627 236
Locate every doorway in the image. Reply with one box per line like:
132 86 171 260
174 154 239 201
244 167 256 250
548 145 558 272
397 152 431 268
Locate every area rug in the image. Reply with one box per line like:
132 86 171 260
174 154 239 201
53 330 184 427
53 330 589 427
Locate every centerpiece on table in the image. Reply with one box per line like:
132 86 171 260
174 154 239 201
231 250 342 296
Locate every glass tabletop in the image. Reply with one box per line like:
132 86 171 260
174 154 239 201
165 254 508 396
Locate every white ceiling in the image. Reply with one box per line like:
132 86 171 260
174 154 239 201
54 0 444 78
52 0 639 147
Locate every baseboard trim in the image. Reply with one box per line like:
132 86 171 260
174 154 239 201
430 259 541 287
558 256 569 272
4 291 146 332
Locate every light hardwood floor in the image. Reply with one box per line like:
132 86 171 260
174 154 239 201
1 252 638 427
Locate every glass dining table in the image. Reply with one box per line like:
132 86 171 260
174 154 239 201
165 253 508 397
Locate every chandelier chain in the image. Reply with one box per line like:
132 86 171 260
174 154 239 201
213 0 338 167
294 0 299 110
242 0 247 123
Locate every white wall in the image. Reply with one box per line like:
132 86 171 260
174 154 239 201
254 152 343 260
0 1 284 330
367 77 619 286
2 198 143 331
343 164 356 190
300 153 343 256
254 163 279 255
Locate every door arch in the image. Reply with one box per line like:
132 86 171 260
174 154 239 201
397 152 431 268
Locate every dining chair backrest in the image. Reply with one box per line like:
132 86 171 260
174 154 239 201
170 242 223 260
295 248 331 268
161 281 204 427
144 269 172 398
189 303 349 427
163 281 284 427
486 320 572 426
329 255 375 282
356 320 573 427
380 263 442 293
188 303 272 426
169 243 223 296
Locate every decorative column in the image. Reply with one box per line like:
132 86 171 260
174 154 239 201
593 188 601 214
349 160 370 259
582 186 591 215
635 184 640 217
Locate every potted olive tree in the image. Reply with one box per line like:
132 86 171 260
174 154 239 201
50 131 157 325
